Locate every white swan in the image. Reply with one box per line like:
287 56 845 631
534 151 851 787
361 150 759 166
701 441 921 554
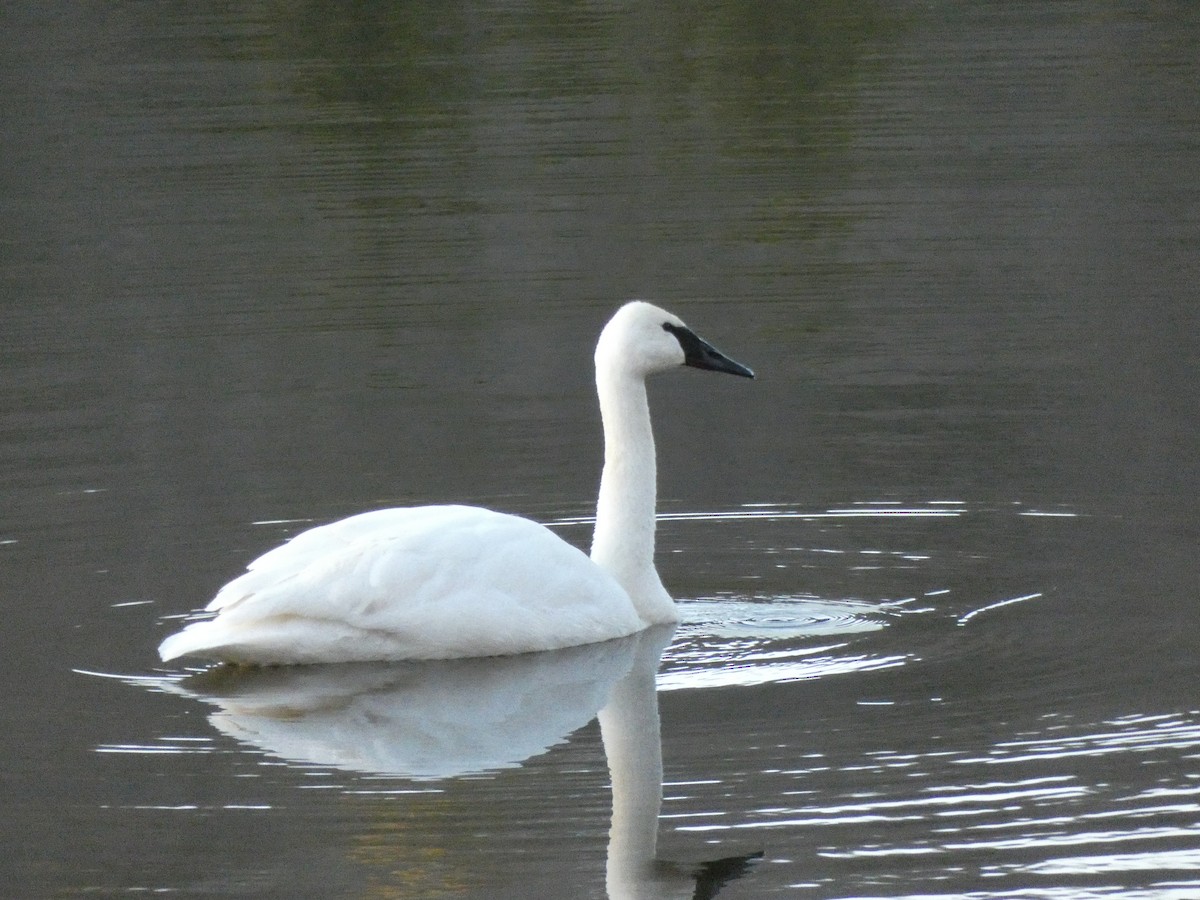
157 301 753 664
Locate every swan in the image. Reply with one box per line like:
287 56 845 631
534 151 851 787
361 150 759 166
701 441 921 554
157 301 753 664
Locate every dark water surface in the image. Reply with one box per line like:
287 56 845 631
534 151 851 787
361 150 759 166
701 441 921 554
3 2 1198 897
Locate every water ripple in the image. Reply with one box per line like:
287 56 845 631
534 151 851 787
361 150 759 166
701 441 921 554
672 706 1200 897
660 594 923 690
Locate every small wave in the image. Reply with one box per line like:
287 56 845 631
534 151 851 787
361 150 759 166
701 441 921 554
659 594 924 690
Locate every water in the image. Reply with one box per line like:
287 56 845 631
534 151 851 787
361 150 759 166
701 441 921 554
3 1 1198 896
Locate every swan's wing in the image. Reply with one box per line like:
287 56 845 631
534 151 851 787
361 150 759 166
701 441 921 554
162 506 643 662
207 506 475 612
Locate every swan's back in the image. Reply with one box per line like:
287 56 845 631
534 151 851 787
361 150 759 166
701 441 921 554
159 506 643 664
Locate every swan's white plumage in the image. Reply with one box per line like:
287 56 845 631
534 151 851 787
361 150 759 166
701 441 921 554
157 300 752 665
160 506 642 663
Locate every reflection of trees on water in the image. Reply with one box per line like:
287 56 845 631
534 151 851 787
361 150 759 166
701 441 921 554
248 0 897 313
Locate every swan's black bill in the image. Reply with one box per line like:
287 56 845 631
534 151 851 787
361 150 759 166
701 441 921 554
663 322 755 379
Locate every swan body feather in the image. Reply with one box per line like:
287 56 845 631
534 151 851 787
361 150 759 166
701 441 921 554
159 506 643 664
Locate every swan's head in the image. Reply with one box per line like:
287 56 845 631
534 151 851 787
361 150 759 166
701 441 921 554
595 301 755 381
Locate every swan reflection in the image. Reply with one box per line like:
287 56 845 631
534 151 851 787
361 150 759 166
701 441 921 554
162 625 759 896
600 627 762 900
167 633 640 778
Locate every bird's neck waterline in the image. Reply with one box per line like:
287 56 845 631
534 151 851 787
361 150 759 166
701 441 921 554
590 370 674 622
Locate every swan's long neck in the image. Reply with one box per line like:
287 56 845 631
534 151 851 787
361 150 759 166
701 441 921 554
591 367 675 623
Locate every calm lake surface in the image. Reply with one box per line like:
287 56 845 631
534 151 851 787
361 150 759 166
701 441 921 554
3 2 1198 897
